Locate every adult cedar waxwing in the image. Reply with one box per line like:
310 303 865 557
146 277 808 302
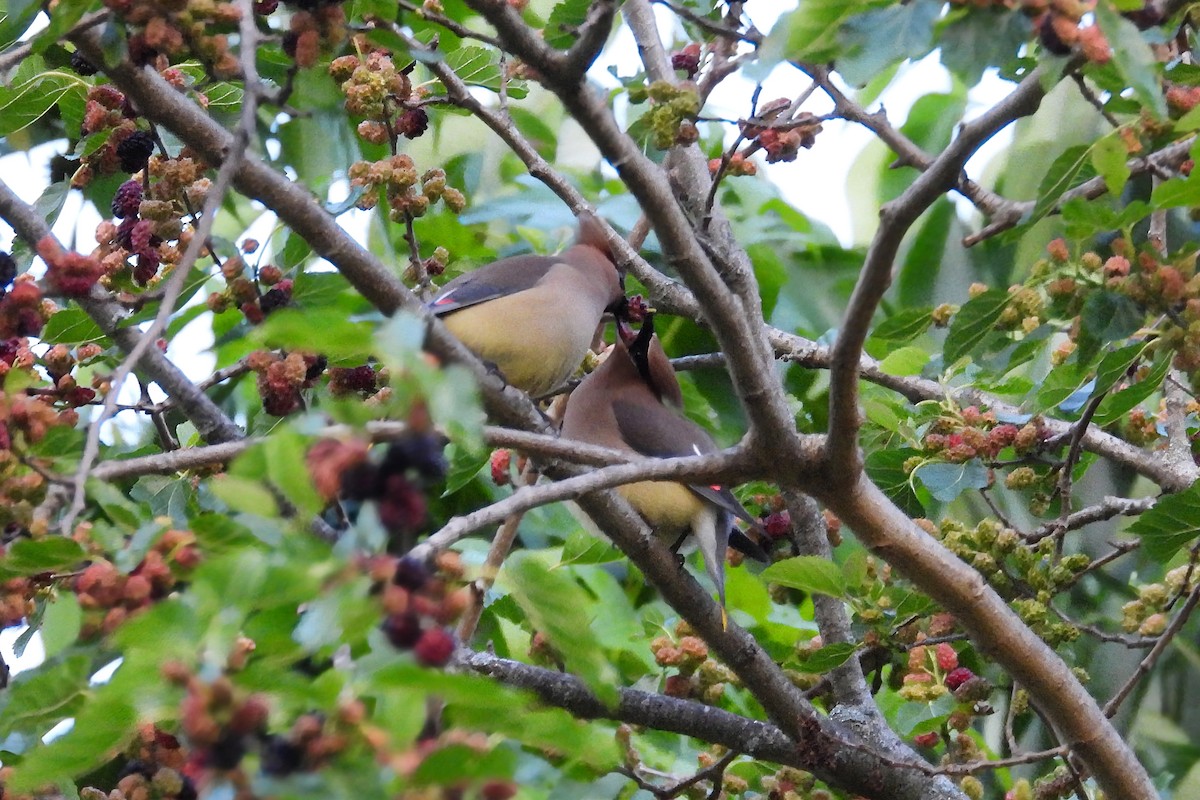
428 213 626 396
560 313 768 611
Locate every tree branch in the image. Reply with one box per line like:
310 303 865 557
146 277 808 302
824 63 1050 473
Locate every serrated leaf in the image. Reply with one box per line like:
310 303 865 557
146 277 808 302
1034 364 1088 412
761 556 846 598
444 46 527 98
38 309 107 345
558 531 621 566
1027 145 1097 230
1130 484 1200 560
797 641 859 673
944 289 1009 364
0 538 85 581
783 0 890 63
0 69 87 135
0 655 90 738
870 307 933 343
836 0 939 87
8 690 137 791
1151 175 1200 209
253 308 375 362
506 555 619 707
544 0 591 50
913 459 988 503
1094 341 1150 395
1093 353 1171 426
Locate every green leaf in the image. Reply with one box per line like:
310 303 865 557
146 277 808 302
443 444 488 496
1091 130 1132 195
210 475 281 517
1094 3 1166 119
506 554 620 707
0 655 90 738
866 448 924 517
444 46 527 99
1151 174 1200 209
796 641 859 673
413 743 515 785
40 593 82 659
879 345 929 376
1094 341 1151 396
1130 484 1200 560
544 0 592 50
0 67 87 135
761 556 846 598
0 538 85 581
898 200 952 307
913 459 989 503
1093 352 1171 426
783 0 890 63
253 308 375 362
836 0 939 87
191 513 260 552
38 309 106 345
1025 145 1098 231
1034 363 1088 412
939 8 1029 86
264 428 319 519
944 289 1009 364
8 689 137 791
558 531 621 566
869 307 933 344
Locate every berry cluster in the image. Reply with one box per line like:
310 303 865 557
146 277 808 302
331 50 428 141
707 153 757 178
1121 564 1197 635
650 620 738 704
628 80 702 150
35 236 103 299
912 405 1031 465
379 553 469 668
336 431 447 539
348 156 466 226
102 0 243 76
923 518 1088 646
74 529 200 637
282 4 347 68
669 43 702 79
739 100 822 164
205 245 294 325
246 349 325 416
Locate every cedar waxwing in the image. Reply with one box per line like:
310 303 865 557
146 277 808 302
428 213 626 396
560 314 768 610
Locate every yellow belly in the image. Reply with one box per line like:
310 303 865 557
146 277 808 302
441 296 596 396
618 481 706 535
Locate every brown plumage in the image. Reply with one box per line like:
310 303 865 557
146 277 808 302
560 314 767 609
428 213 625 396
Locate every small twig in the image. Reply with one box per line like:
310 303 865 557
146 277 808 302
1070 73 1121 128
652 0 761 45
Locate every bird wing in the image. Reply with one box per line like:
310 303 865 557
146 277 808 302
613 399 768 562
427 254 559 316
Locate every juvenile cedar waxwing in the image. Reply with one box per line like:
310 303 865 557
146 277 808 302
428 213 626 396
560 314 768 610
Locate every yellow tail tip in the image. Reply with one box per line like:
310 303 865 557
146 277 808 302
721 607 728 631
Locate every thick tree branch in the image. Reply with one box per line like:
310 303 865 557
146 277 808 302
825 63 1049 473
69 27 548 435
469 0 802 467
813 474 1157 800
